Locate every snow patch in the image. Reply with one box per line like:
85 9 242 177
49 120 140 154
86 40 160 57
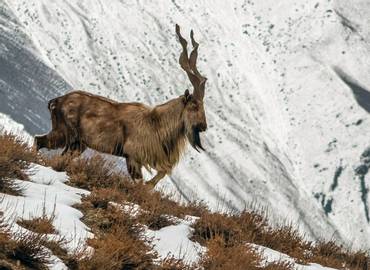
0 164 92 255
145 217 204 265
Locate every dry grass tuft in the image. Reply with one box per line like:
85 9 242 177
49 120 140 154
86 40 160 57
9 232 50 269
0 132 38 195
43 152 77 172
259 224 311 264
88 187 124 210
17 216 56 235
42 237 81 270
17 200 57 235
66 155 122 190
262 261 294 270
193 209 370 269
76 199 157 270
192 211 242 246
310 240 369 270
80 231 155 270
0 223 49 269
78 195 140 233
139 211 176 231
159 256 195 270
200 236 261 270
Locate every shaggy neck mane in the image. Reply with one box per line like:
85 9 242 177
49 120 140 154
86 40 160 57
149 97 187 170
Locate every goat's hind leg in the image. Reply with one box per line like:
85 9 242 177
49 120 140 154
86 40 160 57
34 134 49 151
146 171 166 188
34 130 65 151
61 137 85 155
61 125 82 155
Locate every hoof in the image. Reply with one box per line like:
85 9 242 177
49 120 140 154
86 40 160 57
145 180 156 188
134 178 144 184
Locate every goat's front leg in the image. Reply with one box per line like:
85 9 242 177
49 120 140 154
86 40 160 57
146 171 166 187
125 157 143 180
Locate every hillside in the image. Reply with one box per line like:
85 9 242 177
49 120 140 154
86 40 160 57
1 0 370 250
1 132 369 269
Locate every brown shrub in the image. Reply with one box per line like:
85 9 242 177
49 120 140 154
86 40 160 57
199 236 261 270
128 181 207 218
310 240 369 270
159 256 195 270
17 216 56 235
262 261 294 270
17 200 57 235
66 155 124 190
231 210 311 263
80 230 155 270
0 132 38 195
77 191 157 265
192 212 242 246
139 211 175 231
88 188 124 209
77 189 140 234
42 237 81 270
0 228 49 270
42 152 77 172
258 224 311 264
233 209 269 242
75 201 157 270
192 209 370 269
0 211 50 268
210 212 310 261
11 232 50 269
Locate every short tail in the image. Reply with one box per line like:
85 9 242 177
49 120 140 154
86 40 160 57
48 98 58 112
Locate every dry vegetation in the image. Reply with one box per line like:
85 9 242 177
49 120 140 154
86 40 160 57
48 153 370 269
45 154 207 229
62 155 204 269
0 202 77 269
199 236 262 270
192 210 369 269
17 197 58 236
17 214 57 236
0 132 39 195
0 211 50 269
1 133 369 270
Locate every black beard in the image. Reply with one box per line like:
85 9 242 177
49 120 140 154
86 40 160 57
188 126 205 152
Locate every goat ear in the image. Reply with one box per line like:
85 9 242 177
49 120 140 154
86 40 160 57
183 89 191 104
185 89 192 101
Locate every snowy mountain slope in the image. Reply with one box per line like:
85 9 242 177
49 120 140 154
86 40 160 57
0 1 71 134
0 111 32 143
2 0 370 249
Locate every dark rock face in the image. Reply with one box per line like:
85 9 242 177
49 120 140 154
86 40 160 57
330 166 343 191
334 68 370 114
355 164 368 176
355 148 370 222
